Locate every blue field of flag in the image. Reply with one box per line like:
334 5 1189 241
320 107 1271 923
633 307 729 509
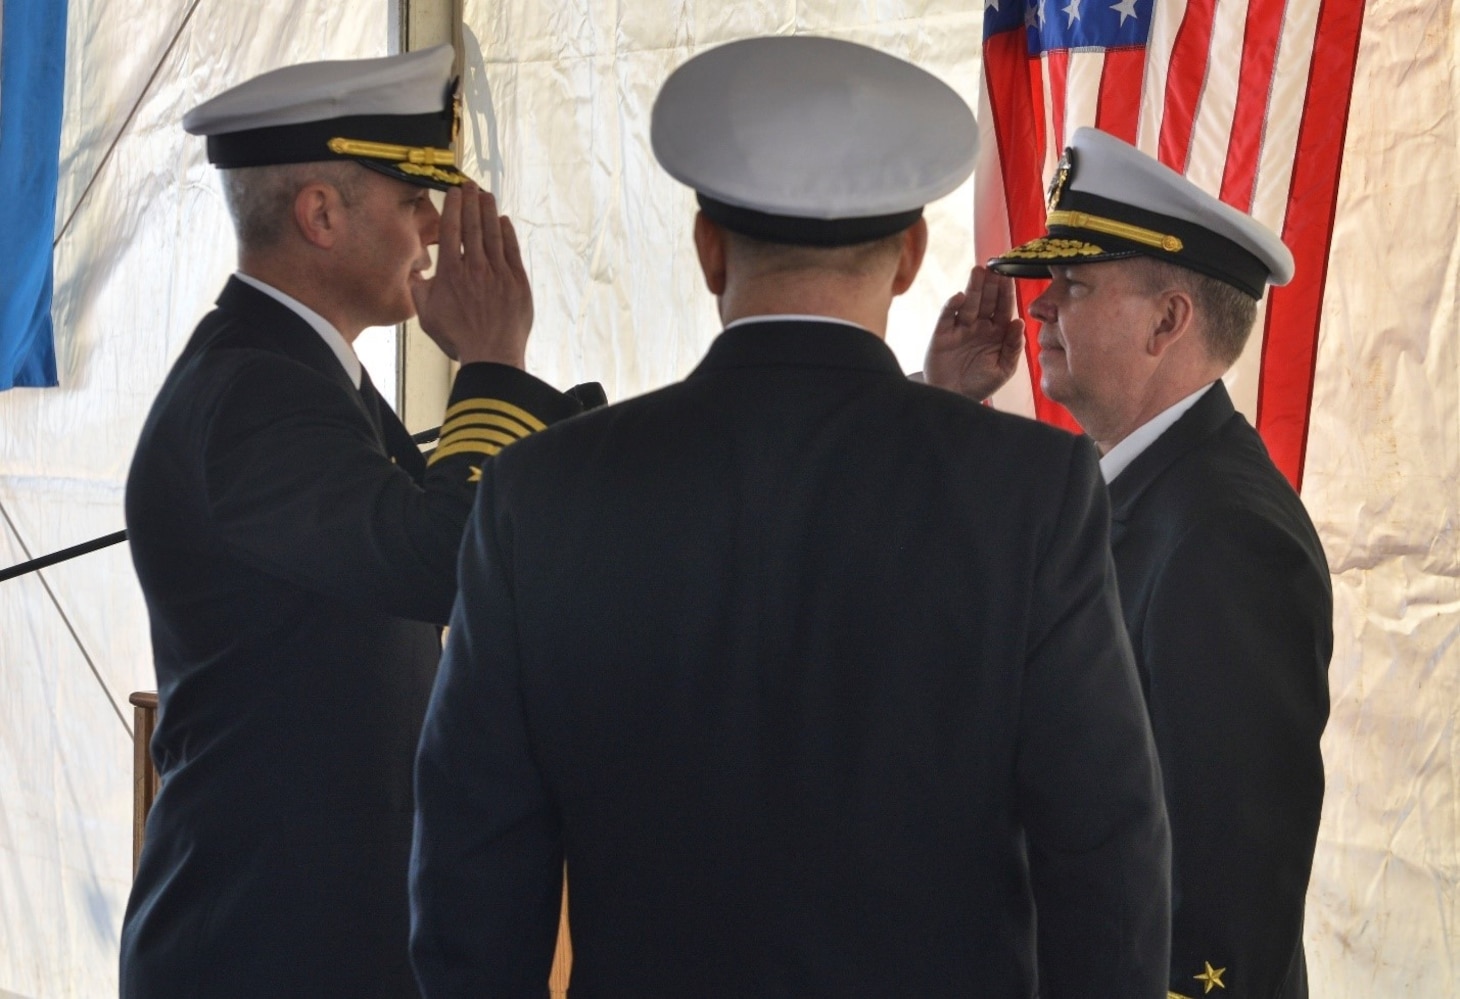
0 0 67 390
985 0 1153 51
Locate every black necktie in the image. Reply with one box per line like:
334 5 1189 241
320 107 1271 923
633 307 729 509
358 367 388 446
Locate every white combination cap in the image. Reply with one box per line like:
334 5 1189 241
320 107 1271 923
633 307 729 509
651 35 977 247
183 45 465 191
989 127 1294 298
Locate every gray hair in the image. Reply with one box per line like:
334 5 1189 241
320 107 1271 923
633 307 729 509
219 161 367 252
1131 256 1259 366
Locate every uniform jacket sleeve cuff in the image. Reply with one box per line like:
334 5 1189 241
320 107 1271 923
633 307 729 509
427 363 587 466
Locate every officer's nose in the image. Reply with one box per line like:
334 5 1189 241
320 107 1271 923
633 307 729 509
1028 285 1057 324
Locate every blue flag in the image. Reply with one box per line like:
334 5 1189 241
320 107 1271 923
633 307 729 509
0 0 66 389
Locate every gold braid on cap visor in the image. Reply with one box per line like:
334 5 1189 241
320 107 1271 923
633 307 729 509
999 237 1108 260
1046 209 1185 253
327 137 464 185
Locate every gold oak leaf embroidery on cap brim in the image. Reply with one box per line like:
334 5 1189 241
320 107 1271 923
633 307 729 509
1001 236 1107 261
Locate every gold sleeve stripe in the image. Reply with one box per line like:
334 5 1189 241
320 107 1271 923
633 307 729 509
438 411 535 440
443 397 547 433
439 428 519 449
426 431 516 466
427 439 505 465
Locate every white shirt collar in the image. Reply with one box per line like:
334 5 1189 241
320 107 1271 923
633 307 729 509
233 272 362 389
1099 382 1217 484
723 313 873 335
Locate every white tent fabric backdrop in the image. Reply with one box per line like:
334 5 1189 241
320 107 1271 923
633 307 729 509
0 0 1454 995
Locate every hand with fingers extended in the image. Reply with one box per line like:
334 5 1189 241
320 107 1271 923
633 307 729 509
923 265 1025 403
411 182 534 369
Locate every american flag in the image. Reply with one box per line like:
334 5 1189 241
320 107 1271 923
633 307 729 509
978 0 1366 488
0 0 66 391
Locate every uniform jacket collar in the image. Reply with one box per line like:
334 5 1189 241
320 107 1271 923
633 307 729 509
690 319 905 379
215 277 358 388
214 276 392 453
1107 380 1237 524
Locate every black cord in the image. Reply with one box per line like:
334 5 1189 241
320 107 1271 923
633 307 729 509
2 429 442 583
0 529 128 584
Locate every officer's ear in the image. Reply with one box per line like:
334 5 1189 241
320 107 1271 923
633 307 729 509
293 182 346 250
890 217 929 297
1147 286 1195 357
694 212 728 296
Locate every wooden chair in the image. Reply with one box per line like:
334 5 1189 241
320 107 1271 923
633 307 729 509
128 690 573 994
127 691 161 878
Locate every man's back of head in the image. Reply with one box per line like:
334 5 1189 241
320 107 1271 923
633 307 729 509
650 35 975 335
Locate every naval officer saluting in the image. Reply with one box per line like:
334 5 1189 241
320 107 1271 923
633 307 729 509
409 36 1171 998
121 45 598 997
932 127 1332 999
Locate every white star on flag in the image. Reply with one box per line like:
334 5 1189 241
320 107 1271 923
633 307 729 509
1062 0 1082 25
1111 0 1139 24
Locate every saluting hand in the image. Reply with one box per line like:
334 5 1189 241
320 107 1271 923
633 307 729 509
411 182 534 369
923 265 1024 403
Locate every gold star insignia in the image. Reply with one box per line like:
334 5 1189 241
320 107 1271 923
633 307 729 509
1194 961 1227 992
467 465 482 483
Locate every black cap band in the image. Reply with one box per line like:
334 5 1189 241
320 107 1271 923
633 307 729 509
205 110 465 191
697 194 922 248
206 111 451 168
990 188 1270 298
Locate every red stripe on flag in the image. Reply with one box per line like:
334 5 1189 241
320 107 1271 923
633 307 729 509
1158 0 1219 171
1047 50 1071 152
1255 0 1366 490
984 33 1048 247
1219 0 1288 211
1028 58 1047 160
983 32 1081 431
1094 48 1147 144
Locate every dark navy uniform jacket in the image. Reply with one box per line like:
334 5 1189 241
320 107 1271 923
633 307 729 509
411 320 1172 998
1107 382 1331 999
119 278 586 998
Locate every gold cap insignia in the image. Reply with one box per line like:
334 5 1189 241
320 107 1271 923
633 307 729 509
1046 147 1075 213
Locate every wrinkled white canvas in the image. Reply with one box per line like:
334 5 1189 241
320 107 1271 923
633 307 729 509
0 0 1454 996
